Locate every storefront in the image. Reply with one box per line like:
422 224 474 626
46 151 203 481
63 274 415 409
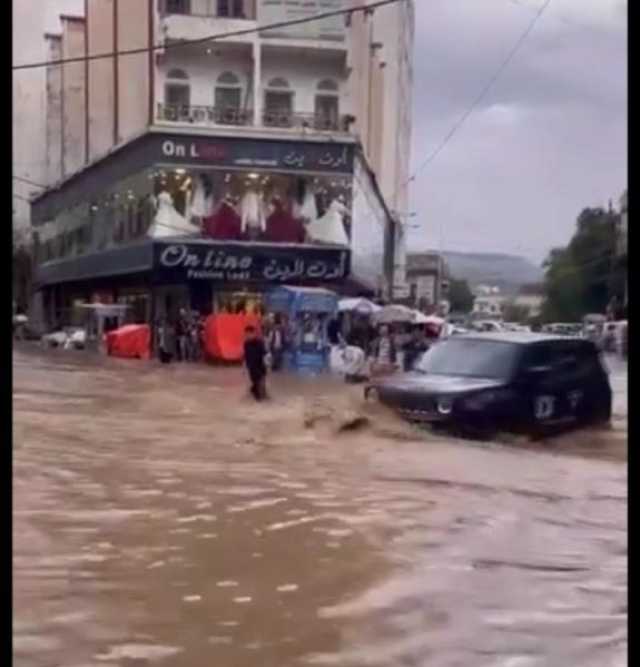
34 236 349 327
31 129 357 330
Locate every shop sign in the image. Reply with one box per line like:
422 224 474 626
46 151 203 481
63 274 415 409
158 135 354 174
153 242 350 284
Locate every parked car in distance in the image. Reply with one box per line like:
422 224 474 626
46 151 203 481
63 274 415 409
471 320 504 333
364 333 612 439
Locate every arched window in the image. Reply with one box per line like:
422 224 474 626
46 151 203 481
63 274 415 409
167 68 189 80
315 78 339 130
164 69 190 121
267 77 290 89
217 71 240 86
317 78 338 92
215 71 243 125
264 77 293 127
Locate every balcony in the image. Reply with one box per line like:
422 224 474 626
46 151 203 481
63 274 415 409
157 103 253 126
160 0 256 20
159 0 257 45
262 110 353 133
156 103 355 134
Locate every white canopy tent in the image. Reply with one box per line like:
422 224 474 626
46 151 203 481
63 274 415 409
373 304 416 324
338 298 382 315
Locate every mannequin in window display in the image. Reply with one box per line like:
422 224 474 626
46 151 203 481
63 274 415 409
147 189 199 238
203 195 242 240
265 195 306 243
188 173 214 222
291 178 318 225
306 195 350 246
240 187 266 240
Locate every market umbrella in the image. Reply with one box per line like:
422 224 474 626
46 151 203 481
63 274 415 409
411 310 430 324
373 304 416 324
338 298 382 314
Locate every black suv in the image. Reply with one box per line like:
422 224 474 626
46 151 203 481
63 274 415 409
365 333 612 438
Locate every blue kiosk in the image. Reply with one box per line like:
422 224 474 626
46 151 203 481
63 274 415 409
264 286 338 374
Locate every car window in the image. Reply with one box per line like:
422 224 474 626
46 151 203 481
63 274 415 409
521 343 555 370
415 339 521 379
574 342 602 378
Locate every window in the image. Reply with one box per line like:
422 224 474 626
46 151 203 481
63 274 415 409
214 71 243 124
416 339 520 380
217 0 244 17
315 92 339 131
264 78 293 127
165 0 190 14
164 69 190 121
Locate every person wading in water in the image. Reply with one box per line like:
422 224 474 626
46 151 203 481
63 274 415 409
243 325 268 401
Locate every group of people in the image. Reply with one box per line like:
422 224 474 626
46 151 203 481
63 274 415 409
156 307 442 401
156 308 205 364
333 319 441 380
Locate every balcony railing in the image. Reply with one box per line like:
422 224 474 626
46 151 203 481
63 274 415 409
157 103 253 126
157 103 355 133
262 110 352 133
160 0 256 20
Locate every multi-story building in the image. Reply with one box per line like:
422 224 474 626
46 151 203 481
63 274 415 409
347 0 414 296
28 0 415 330
472 285 505 320
12 0 84 235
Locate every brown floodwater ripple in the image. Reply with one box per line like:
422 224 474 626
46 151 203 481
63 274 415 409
13 346 627 666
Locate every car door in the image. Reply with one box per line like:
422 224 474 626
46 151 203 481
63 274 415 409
571 341 611 422
517 342 570 429
551 340 585 424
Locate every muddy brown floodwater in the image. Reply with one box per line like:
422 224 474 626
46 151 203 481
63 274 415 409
13 346 627 667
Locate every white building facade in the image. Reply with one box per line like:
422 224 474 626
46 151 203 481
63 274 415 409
27 0 416 329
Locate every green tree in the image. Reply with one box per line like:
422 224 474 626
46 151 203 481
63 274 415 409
448 278 474 313
541 207 621 322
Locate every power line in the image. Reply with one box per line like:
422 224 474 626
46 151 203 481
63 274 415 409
404 0 551 188
13 193 32 203
13 175 47 189
13 0 403 71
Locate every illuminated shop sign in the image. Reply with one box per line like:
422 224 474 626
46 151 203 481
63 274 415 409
158 136 354 174
153 241 350 284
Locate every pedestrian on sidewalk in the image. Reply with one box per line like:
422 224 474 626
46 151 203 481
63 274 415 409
244 325 268 401
266 314 285 372
157 318 176 364
176 308 190 361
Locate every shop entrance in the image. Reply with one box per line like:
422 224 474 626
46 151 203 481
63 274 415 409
189 282 213 316
214 289 264 316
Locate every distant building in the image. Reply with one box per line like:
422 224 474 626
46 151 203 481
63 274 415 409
618 189 627 257
406 252 448 312
618 189 627 309
472 294 504 319
512 283 544 319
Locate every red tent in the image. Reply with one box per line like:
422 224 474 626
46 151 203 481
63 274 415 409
105 324 151 360
203 313 261 362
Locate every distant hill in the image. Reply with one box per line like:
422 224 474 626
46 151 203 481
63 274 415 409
442 251 544 294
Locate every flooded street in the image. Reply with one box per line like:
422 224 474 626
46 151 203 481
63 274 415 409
13 347 627 667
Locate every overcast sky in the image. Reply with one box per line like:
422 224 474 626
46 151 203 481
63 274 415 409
408 0 627 265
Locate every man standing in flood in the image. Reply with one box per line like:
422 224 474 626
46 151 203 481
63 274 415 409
244 325 268 401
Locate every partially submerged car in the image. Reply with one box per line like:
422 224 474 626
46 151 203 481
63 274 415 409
365 333 612 438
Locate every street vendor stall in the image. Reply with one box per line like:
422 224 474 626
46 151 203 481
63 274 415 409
264 286 338 374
